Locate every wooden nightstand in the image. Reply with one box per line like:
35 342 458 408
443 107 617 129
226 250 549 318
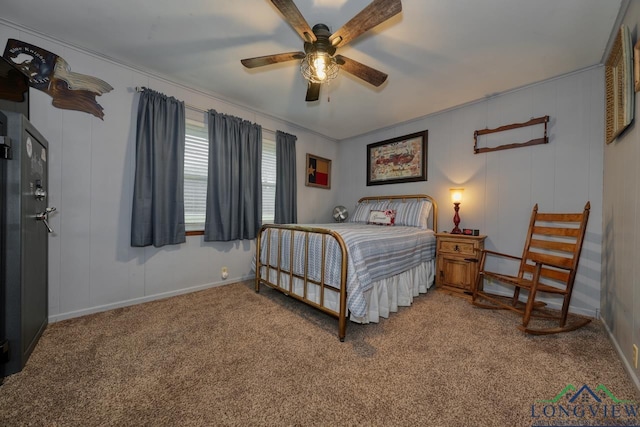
435 233 486 296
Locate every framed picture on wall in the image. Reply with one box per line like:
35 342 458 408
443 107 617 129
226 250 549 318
306 153 331 189
605 25 634 144
366 130 428 186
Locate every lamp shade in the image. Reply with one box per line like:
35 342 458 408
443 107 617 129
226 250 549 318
450 188 464 204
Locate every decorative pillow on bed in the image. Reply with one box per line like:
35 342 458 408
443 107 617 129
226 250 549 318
368 209 396 226
348 201 389 223
388 200 432 229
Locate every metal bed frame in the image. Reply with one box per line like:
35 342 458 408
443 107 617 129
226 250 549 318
254 194 438 341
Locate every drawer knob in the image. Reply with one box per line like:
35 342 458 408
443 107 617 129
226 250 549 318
454 244 460 252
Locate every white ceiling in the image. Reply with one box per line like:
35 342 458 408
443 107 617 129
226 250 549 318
0 0 624 140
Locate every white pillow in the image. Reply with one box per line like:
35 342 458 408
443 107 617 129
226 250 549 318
368 209 396 226
348 201 389 223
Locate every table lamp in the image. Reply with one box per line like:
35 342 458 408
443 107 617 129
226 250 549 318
450 188 464 234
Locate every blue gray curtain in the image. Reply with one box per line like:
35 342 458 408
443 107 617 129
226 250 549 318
204 110 262 241
131 88 186 248
274 131 297 224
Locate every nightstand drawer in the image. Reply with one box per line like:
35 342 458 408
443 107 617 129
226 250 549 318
438 240 476 255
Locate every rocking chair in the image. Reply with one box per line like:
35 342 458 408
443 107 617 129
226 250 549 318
471 202 591 335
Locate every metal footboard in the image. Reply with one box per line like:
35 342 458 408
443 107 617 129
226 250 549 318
254 224 349 341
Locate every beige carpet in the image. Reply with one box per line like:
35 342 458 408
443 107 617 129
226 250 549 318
0 281 638 426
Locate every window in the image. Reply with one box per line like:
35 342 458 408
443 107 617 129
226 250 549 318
183 115 276 231
262 137 277 223
184 118 208 231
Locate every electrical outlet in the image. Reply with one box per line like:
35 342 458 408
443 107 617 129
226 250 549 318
221 267 228 280
633 344 638 369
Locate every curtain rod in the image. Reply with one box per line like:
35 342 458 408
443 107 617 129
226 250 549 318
135 86 206 113
134 86 275 136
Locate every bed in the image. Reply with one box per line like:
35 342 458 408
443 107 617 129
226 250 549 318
254 194 438 341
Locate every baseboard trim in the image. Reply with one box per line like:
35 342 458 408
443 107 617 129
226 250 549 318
600 316 640 393
48 275 254 323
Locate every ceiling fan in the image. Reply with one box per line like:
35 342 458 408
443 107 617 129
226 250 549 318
241 0 402 102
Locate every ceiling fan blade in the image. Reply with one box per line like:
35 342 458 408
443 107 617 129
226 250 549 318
305 82 321 102
335 55 388 87
270 0 317 43
329 0 402 48
241 52 305 68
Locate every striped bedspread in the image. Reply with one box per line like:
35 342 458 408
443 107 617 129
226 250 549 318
258 223 436 318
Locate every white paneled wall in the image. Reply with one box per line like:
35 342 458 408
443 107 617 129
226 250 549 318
0 22 338 321
337 67 604 317
601 0 640 391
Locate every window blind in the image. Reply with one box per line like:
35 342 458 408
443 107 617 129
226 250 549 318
262 137 277 223
184 119 209 231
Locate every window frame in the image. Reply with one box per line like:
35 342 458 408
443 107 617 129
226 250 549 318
183 118 277 235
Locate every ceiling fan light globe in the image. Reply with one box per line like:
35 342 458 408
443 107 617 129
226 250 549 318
313 56 328 81
301 52 338 84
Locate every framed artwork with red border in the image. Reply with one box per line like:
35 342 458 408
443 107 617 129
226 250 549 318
367 130 428 186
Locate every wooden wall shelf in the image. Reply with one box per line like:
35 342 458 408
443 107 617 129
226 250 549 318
474 115 549 154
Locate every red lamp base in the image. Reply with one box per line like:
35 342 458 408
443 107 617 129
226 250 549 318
451 202 462 234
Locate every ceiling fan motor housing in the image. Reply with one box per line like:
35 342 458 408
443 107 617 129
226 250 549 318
304 24 336 56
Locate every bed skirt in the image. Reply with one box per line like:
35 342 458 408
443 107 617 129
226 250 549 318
258 259 435 324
